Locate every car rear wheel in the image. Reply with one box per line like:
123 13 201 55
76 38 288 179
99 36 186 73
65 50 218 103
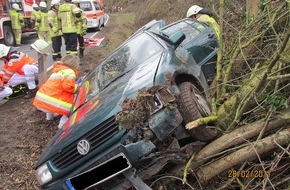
3 25 15 46
177 82 218 142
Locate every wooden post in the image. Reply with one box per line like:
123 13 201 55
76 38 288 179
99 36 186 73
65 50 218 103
37 52 48 87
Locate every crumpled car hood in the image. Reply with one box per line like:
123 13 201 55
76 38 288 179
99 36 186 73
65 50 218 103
36 53 162 166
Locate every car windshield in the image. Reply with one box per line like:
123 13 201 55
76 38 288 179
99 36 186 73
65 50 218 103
73 33 163 108
80 1 92 11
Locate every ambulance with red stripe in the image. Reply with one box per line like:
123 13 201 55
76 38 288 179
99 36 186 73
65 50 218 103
80 0 105 30
0 0 35 46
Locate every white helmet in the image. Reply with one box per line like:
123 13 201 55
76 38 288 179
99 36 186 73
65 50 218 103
12 3 21 11
32 3 39 8
51 0 60 7
71 0 80 3
31 39 51 55
186 5 203 18
0 44 11 58
39 2 47 8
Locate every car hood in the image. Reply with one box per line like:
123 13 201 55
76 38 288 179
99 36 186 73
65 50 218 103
37 53 162 166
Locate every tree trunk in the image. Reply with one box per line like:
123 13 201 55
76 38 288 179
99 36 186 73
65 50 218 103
196 126 290 183
188 108 290 171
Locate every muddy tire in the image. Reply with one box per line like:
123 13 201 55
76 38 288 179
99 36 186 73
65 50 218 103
178 82 218 142
3 25 15 46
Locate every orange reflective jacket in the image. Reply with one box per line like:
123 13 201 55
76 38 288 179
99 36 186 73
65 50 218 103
33 63 78 116
1 51 37 81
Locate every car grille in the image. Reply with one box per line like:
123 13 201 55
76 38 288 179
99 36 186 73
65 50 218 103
51 116 119 170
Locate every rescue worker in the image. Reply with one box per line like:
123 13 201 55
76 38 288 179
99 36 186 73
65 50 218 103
31 3 40 38
72 0 87 60
33 55 80 129
48 0 62 61
187 5 221 42
0 78 13 101
9 3 24 46
58 0 78 55
0 44 38 99
36 2 51 43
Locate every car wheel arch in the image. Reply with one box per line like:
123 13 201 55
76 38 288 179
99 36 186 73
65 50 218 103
174 73 205 96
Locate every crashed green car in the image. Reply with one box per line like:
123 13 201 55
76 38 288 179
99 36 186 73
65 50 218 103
35 18 219 190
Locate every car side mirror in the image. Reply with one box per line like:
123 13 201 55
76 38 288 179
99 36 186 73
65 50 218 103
169 31 185 49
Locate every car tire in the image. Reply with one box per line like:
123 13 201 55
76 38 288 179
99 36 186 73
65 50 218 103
96 20 101 31
177 82 218 142
3 25 15 46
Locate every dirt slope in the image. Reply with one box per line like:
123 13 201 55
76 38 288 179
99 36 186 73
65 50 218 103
0 12 135 190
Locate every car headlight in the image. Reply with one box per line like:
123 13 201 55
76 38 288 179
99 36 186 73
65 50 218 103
35 164 52 185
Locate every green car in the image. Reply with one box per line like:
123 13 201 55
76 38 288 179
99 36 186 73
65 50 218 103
35 18 219 190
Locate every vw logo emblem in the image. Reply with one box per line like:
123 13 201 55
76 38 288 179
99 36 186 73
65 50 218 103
77 139 90 155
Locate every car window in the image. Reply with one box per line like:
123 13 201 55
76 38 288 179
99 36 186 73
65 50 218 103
162 21 206 45
100 33 163 86
162 20 218 66
73 33 163 107
93 1 101 10
80 1 92 11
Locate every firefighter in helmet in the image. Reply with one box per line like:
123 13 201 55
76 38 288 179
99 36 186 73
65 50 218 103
72 0 87 61
36 2 51 43
48 0 62 60
31 3 40 37
0 44 38 99
58 0 79 55
33 55 80 129
9 3 24 46
187 5 220 42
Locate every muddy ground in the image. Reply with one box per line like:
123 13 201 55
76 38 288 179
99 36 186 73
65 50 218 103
0 12 136 190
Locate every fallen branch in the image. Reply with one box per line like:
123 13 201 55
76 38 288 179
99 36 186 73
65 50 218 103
196 126 290 183
188 109 290 171
185 115 218 130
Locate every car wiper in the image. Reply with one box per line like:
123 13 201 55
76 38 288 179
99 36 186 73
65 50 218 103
101 69 132 90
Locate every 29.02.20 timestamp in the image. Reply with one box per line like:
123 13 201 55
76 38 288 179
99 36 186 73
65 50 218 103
228 169 270 178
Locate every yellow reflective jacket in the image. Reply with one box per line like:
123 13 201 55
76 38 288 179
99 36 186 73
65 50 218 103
9 10 24 30
48 9 62 37
197 14 221 42
31 10 40 22
76 11 87 35
58 3 78 33
36 11 49 32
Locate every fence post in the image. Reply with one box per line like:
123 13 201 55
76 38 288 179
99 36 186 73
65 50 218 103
37 52 48 87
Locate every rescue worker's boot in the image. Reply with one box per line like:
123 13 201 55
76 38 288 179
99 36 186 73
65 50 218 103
24 88 37 99
79 48 84 65
79 48 84 59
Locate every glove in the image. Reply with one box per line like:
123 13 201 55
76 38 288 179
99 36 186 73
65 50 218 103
82 29 87 35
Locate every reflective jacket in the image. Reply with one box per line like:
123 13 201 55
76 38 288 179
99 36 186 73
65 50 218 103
31 10 40 22
197 14 221 42
33 63 79 116
76 11 87 35
0 51 37 82
9 10 24 30
36 11 50 32
58 3 78 33
48 9 62 37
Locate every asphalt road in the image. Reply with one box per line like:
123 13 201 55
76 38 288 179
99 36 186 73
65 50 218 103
0 30 98 69
0 14 109 70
